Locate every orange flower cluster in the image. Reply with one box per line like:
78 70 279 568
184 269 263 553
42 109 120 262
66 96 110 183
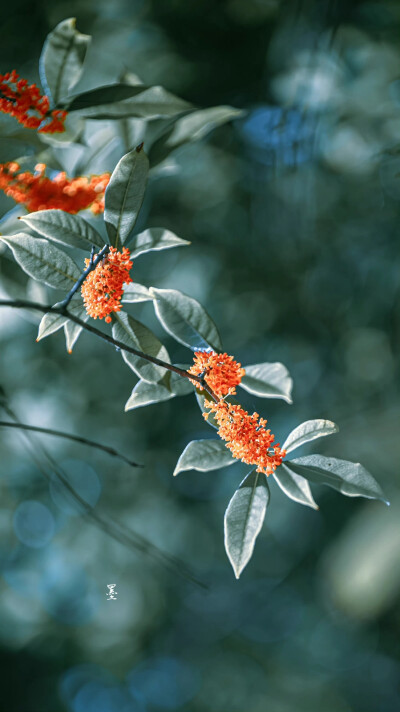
188 350 245 397
0 71 66 132
204 399 286 475
81 247 133 324
0 163 110 214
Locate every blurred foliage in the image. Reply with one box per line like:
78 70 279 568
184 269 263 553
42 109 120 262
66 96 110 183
1 1 400 711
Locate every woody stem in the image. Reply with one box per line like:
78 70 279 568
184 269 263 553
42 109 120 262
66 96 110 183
61 244 109 308
0 299 219 402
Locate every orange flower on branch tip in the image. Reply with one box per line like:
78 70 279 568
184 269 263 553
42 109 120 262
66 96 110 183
81 247 133 324
0 71 66 132
188 350 245 397
204 399 286 475
0 163 110 214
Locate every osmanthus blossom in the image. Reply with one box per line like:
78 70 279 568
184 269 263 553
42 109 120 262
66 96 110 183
204 398 286 476
0 163 110 214
81 247 133 323
188 350 245 398
0 71 66 133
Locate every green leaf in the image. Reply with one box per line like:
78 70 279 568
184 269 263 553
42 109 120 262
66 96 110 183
125 369 193 410
273 463 319 510
173 439 235 476
149 105 245 165
240 362 293 403
37 307 68 341
287 455 388 503
150 287 222 351
64 84 191 119
224 469 270 579
112 312 170 383
40 18 90 105
64 305 89 352
104 146 149 247
127 228 190 257
283 419 339 454
21 210 104 251
1 233 81 289
121 283 153 303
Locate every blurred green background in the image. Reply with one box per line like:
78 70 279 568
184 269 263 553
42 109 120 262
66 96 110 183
1 1 400 710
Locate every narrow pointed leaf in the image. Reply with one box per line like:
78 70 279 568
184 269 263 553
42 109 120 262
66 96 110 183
21 210 104 250
127 228 190 257
1 233 81 289
273 463 319 510
64 305 89 352
40 18 90 104
287 455 388 503
150 287 222 351
37 308 68 341
64 84 191 119
104 146 149 247
283 419 339 454
173 439 235 476
113 312 170 383
149 106 245 165
224 470 270 579
121 283 153 303
240 362 293 403
125 369 193 410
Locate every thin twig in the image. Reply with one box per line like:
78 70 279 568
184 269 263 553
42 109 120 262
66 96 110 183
0 299 219 402
0 420 142 468
61 244 109 308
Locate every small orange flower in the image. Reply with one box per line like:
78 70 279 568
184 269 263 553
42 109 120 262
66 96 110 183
81 247 133 323
204 399 286 475
188 350 245 397
0 71 67 132
0 163 110 214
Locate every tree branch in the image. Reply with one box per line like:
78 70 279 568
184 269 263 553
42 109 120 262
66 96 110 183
0 299 219 402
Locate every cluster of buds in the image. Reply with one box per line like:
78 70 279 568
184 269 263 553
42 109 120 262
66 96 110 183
0 163 110 214
81 247 133 324
0 71 66 133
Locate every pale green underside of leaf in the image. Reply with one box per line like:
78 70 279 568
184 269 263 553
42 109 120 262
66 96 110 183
37 299 85 341
149 106 245 165
64 305 89 352
125 370 192 410
40 18 90 105
104 147 149 247
64 84 192 119
287 455 388 503
282 419 339 454
121 283 153 303
173 439 235 476
273 463 319 510
112 312 170 383
1 233 81 290
224 469 270 579
127 227 190 257
150 287 222 351
240 362 293 403
21 210 104 251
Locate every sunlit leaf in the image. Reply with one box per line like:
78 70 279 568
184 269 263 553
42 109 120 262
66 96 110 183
287 455 388 503
240 362 293 403
283 419 339 454
121 283 153 303
224 469 270 579
273 463 319 510
40 18 90 105
21 210 104 250
149 106 245 165
64 84 191 119
113 312 170 383
150 287 222 351
1 233 81 289
125 369 193 410
104 146 149 247
37 307 68 341
127 228 190 257
173 439 235 476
